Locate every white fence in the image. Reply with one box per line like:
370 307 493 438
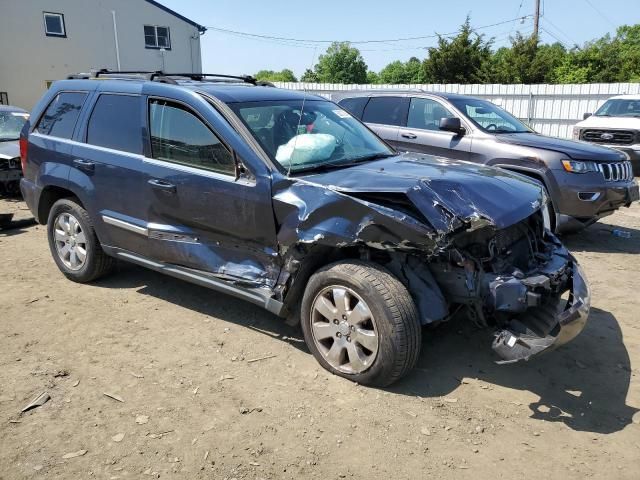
274 82 640 139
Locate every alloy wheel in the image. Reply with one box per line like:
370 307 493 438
53 212 88 271
310 286 379 374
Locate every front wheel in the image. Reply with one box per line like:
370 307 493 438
300 260 421 387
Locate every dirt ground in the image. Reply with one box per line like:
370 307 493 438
1 196 639 480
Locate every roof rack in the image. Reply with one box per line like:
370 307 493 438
66 70 274 87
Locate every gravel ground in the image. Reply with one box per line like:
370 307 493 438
1 196 639 480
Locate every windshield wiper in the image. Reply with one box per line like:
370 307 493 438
343 152 395 165
492 129 528 134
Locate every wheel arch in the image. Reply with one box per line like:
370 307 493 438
37 185 85 224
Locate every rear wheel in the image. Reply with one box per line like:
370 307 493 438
47 198 114 282
300 260 421 387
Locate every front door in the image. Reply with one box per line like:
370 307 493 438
142 97 279 287
396 97 472 160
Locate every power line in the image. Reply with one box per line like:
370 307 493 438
541 17 578 48
204 16 531 46
509 0 526 37
583 0 617 29
539 27 570 49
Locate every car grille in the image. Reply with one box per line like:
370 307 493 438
581 129 637 145
598 161 634 182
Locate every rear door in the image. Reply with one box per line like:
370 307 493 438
70 91 149 254
361 96 409 148
140 92 279 287
396 97 472 160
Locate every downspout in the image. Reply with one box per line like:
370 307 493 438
111 10 121 70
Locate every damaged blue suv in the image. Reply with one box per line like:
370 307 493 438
20 71 590 386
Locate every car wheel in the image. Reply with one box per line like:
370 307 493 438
300 260 421 387
47 198 114 282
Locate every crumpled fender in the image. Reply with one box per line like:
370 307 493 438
272 182 440 254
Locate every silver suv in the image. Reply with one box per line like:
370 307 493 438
335 91 639 233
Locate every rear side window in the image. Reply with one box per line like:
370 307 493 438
338 97 369 119
87 94 142 154
35 91 86 138
149 99 235 175
362 97 408 126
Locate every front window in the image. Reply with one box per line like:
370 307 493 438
149 99 235 175
407 98 455 131
144 25 171 49
595 99 640 117
229 100 394 173
0 110 29 142
449 98 532 133
43 12 66 37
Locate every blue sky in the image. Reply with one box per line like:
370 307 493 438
162 0 640 77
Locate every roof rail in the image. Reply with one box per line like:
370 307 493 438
156 73 261 84
66 70 275 87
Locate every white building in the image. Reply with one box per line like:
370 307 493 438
0 0 206 109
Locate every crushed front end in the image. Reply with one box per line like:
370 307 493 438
430 211 590 363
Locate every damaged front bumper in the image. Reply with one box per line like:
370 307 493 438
491 258 590 363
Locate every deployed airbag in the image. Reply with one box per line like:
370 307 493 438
275 134 336 166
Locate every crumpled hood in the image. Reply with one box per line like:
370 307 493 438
299 152 544 233
494 132 625 161
0 140 19 160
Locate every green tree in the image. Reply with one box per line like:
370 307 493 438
311 42 368 84
378 57 427 84
550 56 590 83
405 57 428 83
366 70 381 84
300 68 319 82
254 69 298 82
489 34 567 83
422 16 493 83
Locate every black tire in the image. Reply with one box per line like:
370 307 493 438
47 198 114 282
300 260 421 387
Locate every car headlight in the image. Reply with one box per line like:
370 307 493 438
562 159 599 173
572 127 580 140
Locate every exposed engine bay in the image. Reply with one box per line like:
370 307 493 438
384 211 589 363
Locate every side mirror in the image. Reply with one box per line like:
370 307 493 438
439 117 464 134
583 112 592 120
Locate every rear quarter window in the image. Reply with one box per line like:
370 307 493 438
35 91 87 139
86 94 142 154
362 97 408 126
337 97 369 119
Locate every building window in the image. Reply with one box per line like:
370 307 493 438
0 93 8 105
43 12 66 37
144 25 171 49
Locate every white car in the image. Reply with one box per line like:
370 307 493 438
573 94 640 176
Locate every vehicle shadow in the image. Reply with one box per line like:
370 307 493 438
0 217 37 236
94 262 306 349
393 307 638 434
95 264 637 434
562 224 640 254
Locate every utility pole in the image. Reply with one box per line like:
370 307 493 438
533 0 541 41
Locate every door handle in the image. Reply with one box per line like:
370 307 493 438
73 158 95 172
148 178 176 194
401 132 417 139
